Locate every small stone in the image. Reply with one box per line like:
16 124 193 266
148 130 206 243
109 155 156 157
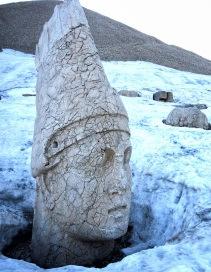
118 90 141 97
175 104 208 110
153 91 173 102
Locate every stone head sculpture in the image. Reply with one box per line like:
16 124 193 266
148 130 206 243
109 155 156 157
31 0 132 268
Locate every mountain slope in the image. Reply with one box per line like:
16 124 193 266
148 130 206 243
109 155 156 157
0 1 211 74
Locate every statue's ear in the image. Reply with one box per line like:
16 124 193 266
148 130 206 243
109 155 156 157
31 136 61 178
124 146 132 165
31 141 47 178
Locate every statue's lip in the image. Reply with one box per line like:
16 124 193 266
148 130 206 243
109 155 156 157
108 205 127 214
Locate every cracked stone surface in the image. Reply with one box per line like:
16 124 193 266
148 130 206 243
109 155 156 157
31 0 132 268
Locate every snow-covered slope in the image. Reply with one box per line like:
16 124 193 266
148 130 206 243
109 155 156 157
0 49 211 271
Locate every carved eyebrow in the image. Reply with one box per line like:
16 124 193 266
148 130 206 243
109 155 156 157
45 128 130 159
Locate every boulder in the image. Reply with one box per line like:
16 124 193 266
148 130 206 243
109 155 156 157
163 107 209 129
153 91 173 102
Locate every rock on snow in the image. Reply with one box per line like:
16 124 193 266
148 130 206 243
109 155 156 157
0 49 211 271
163 107 209 130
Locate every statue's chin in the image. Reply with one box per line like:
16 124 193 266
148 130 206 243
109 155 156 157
99 226 128 240
71 219 129 242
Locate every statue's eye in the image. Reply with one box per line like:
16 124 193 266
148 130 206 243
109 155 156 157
101 148 115 166
124 146 132 164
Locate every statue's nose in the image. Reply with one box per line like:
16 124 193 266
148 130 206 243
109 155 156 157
107 155 128 195
108 176 128 196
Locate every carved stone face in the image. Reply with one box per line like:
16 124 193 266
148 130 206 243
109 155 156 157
32 1 132 266
43 130 132 241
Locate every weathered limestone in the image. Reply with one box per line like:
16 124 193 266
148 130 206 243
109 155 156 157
31 0 132 268
163 107 209 129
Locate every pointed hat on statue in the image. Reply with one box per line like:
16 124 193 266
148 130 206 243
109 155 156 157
31 0 130 178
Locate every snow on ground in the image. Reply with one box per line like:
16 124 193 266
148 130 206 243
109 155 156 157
0 49 211 271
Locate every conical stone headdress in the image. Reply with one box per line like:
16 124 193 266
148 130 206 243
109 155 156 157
31 0 130 178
